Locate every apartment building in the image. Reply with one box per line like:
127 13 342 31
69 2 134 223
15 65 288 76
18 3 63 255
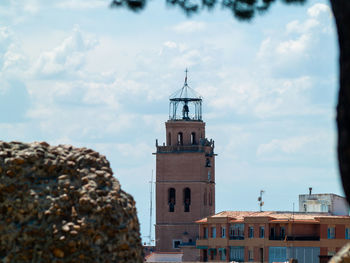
299 192 349 215
196 211 350 263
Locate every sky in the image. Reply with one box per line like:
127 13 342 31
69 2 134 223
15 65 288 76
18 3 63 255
0 0 342 244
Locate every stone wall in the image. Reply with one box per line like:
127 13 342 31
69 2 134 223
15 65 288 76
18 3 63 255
0 141 143 263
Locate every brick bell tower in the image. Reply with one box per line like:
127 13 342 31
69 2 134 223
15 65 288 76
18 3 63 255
154 70 216 254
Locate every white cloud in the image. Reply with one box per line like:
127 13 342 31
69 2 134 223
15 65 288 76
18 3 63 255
257 2 335 77
256 133 331 161
257 136 314 156
286 19 319 35
2 50 26 70
22 0 40 14
208 72 318 119
55 0 106 10
277 34 310 54
0 26 12 46
115 142 154 158
307 3 331 18
172 21 206 34
163 41 177 49
33 25 97 77
0 26 13 68
0 0 42 25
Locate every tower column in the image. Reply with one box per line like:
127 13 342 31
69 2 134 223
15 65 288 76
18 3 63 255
154 72 216 257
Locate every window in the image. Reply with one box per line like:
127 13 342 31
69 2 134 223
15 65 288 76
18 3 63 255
208 171 211 181
304 204 307 212
205 158 211 167
219 248 226 261
168 132 171 146
346 228 349 239
230 224 244 239
270 227 275 239
280 227 285 239
328 227 335 239
191 132 196 145
183 188 191 212
173 240 182 249
248 226 254 238
168 188 176 212
259 226 265 238
203 227 208 239
209 190 212 206
211 227 216 238
230 225 234 237
209 249 216 260
177 132 183 145
260 248 264 262
222 227 226 238
230 247 244 262
269 247 287 263
203 249 208 262
248 249 254 262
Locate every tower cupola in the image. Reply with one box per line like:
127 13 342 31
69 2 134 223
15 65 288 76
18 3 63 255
169 69 202 121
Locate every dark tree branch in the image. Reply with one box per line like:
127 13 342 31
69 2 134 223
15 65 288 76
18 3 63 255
110 0 306 20
330 0 350 205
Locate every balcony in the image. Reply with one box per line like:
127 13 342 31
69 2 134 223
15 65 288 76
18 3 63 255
269 235 320 241
229 236 244 240
269 235 285 241
157 145 206 153
286 235 320 241
180 241 196 246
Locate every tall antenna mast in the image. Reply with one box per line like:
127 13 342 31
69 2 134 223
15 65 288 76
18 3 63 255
258 190 265 212
148 170 154 245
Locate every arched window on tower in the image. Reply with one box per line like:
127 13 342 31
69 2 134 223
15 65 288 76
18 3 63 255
191 132 196 145
168 132 171 146
177 132 183 145
206 158 211 167
209 189 212 206
183 188 191 212
168 188 176 212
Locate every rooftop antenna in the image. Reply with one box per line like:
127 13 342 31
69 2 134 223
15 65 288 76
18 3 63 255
148 170 154 245
258 190 265 212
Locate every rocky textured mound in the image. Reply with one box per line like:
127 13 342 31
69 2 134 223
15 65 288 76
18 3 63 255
0 141 143 263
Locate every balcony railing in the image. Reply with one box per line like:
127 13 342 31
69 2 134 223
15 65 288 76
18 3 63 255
157 145 206 153
229 236 245 240
181 241 196 246
269 235 285 240
269 235 320 241
287 235 320 241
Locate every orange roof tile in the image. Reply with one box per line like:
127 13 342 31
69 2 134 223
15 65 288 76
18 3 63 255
199 211 350 223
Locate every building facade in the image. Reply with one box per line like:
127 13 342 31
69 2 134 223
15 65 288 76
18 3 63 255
154 73 216 259
196 211 350 263
299 191 349 215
